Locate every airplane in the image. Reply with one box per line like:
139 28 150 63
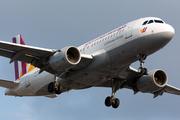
0 17 179 109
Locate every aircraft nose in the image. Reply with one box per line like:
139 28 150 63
161 24 175 41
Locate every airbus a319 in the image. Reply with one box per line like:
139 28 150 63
0 17 178 109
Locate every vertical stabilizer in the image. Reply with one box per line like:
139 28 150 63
12 35 35 80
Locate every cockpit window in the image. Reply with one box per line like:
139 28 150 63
142 20 148 25
154 20 164 23
148 20 154 24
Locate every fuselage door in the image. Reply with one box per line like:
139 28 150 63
25 76 34 90
25 76 30 87
125 21 136 39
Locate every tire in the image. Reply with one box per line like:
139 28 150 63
105 96 112 107
48 82 55 93
138 67 143 74
138 67 147 75
143 68 148 75
55 85 62 95
112 98 120 108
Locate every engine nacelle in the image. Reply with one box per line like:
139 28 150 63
137 69 168 93
49 46 81 71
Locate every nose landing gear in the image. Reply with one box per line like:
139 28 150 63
137 54 147 75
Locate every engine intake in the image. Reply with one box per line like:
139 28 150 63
137 69 168 93
49 46 81 71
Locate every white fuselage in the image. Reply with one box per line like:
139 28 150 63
5 17 175 97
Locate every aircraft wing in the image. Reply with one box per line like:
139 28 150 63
0 40 54 58
96 66 180 97
0 40 93 74
164 84 180 95
0 40 55 72
0 79 19 88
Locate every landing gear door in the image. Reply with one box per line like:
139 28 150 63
125 21 136 39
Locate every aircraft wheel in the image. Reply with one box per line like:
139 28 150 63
143 68 147 75
138 67 147 75
55 85 62 95
48 82 55 93
105 96 112 107
112 98 120 108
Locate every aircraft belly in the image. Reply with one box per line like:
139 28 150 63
65 49 119 89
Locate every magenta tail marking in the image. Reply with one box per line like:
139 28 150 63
19 35 27 75
12 37 19 80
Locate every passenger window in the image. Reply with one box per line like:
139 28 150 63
142 20 148 25
154 20 164 23
116 32 118 35
87 46 89 49
91 44 93 47
99 40 101 43
148 20 154 24
102 39 104 42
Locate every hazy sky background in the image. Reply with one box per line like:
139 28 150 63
0 0 180 120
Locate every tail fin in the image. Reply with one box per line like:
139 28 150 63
12 35 35 80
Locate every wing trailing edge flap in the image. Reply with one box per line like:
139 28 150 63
0 79 19 89
45 94 58 98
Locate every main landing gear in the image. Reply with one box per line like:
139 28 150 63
105 78 124 109
48 74 62 94
137 54 148 75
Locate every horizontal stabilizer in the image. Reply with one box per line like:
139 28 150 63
0 79 19 88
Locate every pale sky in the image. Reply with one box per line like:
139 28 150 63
0 0 180 120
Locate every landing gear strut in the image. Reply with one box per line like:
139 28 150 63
137 54 147 75
105 78 124 109
48 74 62 95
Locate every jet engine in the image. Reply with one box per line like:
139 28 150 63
136 69 168 93
49 46 81 71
